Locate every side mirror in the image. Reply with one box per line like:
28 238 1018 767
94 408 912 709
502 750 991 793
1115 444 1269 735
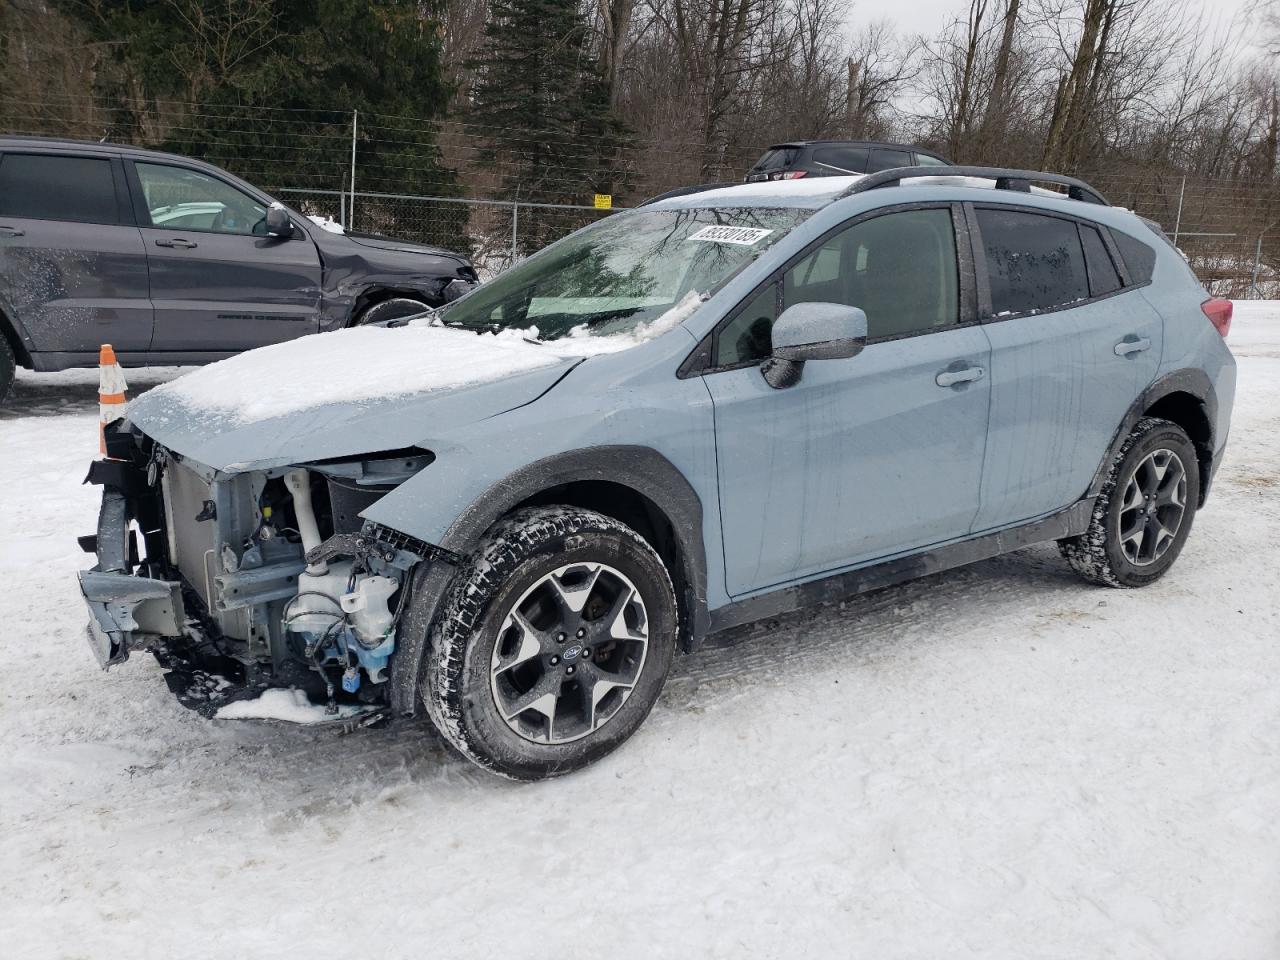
264 204 293 238
762 302 867 389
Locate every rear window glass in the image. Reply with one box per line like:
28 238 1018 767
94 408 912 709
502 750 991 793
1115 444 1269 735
0 153 118 224
811 146 869 173
1079 224 1123 296
914 153 948 167
753 148 796 173
867 149 912 172
1112 230 1157 285
976 208 1089 315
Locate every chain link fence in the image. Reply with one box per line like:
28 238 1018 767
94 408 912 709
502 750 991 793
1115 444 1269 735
1 96 1274 293
275 188 621 276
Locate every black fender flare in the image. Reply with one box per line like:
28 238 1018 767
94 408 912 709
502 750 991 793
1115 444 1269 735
388 445 710 716
1086 368 1217 501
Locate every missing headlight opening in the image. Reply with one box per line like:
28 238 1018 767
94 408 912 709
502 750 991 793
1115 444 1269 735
80 433 430 720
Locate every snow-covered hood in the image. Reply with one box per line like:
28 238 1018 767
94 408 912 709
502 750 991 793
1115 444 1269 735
126 326 591 473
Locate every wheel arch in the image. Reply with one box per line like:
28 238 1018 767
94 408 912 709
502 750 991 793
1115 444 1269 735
387 446 711 717
0 306 34 368
441 446 710 645
348 286 437 325
1089 369 1217 507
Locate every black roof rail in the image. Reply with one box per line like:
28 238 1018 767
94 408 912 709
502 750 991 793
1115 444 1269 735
842 165 1110 206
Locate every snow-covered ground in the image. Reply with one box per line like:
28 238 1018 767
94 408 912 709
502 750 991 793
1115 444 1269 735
2 304 1279 958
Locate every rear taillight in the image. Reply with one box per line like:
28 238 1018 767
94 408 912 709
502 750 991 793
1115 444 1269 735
768 170 807 181
1201 297 1232 337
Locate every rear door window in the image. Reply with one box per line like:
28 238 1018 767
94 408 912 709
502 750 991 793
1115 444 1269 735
0 153 119 224
976 208 1089 316
866 148 912 172
811 146 869 173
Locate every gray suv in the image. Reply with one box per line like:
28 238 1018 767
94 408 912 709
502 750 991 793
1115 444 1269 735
0 137 477 401
77 166 1235 781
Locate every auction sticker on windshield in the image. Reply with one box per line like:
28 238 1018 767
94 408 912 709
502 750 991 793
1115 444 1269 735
688 225 774 245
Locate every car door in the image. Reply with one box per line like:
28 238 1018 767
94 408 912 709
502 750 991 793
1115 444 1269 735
0 150 152 358
704 205 993 598
970 204 1164 531
128 160 322 353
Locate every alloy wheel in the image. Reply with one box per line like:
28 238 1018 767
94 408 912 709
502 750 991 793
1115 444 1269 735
490 562 650 744
1117 447 1188 566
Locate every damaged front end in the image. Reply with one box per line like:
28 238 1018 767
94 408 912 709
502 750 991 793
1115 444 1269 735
78 423 445 719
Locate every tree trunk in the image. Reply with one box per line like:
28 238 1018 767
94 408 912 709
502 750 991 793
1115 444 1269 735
1042 0 1110 170
980 0 1019 151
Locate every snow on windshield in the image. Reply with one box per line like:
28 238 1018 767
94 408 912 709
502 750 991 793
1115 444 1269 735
141 293 706 424
438 206 808 342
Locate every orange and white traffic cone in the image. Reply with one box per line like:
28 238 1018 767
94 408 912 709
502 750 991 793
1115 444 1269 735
98 344 128 458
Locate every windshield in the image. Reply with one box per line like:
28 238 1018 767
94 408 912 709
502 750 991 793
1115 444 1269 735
438 207 811 341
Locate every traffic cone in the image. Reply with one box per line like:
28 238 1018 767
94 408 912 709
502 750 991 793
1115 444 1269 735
98 344 128 458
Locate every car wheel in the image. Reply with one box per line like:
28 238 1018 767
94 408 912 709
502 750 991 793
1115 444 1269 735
1059 417 1199 587
355 297 432 326
421 506 678 780
0 334 15 403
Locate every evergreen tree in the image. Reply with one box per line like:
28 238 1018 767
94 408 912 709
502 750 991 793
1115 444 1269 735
467 0 628 250
52 0 458 241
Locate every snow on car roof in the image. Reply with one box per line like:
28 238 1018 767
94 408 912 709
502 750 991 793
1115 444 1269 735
652 176 864 208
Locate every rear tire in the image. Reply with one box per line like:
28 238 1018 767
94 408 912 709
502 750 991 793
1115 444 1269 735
421 506 677 780
0 335 14 403
1059 417 1199 587
355 297 432 326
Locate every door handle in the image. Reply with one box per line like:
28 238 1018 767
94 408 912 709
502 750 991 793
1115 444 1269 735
154 238 198 249
0 225 25 238
936 365 986 388
1114 336 1151 357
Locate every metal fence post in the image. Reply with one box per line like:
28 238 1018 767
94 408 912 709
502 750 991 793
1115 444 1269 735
1250 234 1263 300
1172 175 1185 246
510 201 519 264
349 109 358 229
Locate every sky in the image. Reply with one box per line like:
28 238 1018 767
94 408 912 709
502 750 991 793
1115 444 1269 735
867 0 1257 43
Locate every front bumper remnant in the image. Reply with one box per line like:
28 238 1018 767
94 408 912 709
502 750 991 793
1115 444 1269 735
78 570 186 668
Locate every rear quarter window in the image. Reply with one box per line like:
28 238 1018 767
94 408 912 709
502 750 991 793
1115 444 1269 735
1110 229 1157 285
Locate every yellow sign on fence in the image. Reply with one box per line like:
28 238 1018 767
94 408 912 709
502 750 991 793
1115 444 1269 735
593 193 613 210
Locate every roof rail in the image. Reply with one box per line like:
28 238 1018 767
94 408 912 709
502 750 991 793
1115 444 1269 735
842 165 1110 206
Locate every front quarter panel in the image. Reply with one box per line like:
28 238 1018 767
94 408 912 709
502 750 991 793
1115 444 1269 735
360 329 727 607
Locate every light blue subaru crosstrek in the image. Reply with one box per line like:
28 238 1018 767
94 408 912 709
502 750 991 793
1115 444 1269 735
79 166 1236 779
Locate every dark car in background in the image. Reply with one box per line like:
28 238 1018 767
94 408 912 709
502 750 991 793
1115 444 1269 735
746 140 951 181
0 136 477 401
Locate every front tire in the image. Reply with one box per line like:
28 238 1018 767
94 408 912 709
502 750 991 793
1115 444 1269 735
1059 417 1199 587
421 506 678 780
355 297 432 326
0 334 14 403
